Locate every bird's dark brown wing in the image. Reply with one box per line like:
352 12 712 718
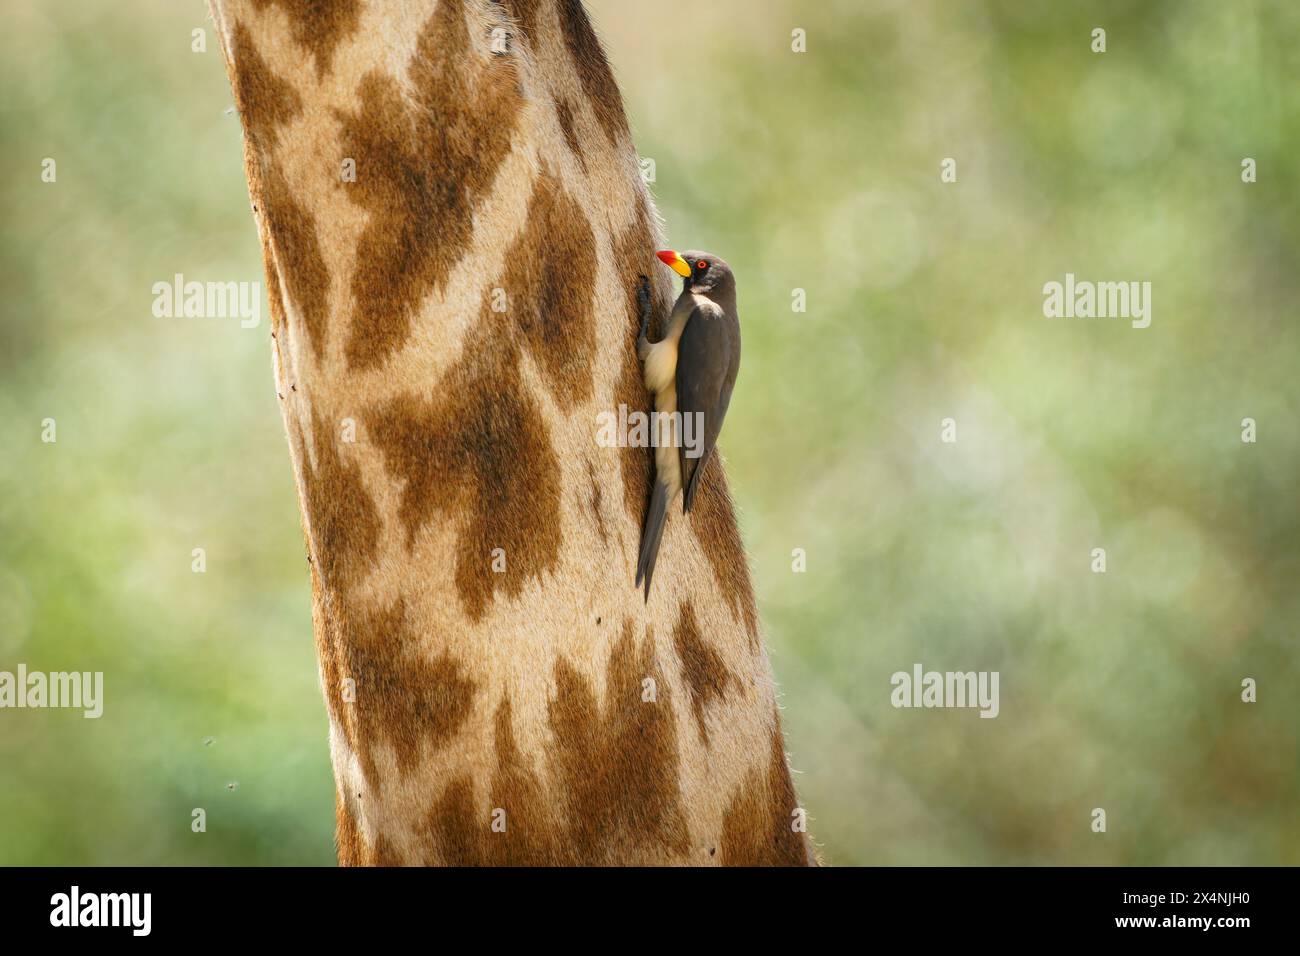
676 299 740 512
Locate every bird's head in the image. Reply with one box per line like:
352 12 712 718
656 249 733 298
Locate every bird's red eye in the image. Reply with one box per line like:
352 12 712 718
696 260 708 270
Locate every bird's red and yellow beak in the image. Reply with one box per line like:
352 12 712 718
656 249 692 278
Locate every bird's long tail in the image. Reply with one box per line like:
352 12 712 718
635 479 671 601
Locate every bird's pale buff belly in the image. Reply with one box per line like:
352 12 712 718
643 338 682 495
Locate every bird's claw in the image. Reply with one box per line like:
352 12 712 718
636 274 651 338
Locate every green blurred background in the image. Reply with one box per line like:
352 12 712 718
2 0 1297 865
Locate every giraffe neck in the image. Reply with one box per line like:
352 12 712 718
211 0 812 866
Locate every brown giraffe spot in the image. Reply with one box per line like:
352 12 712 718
585 458 608 544
228 22 301 147
555 97 586 169
336 2 523 370
499 168 597 406
547 620 689 859
300 408 384 587
262 170 332 358
297 408 380 591
228 23 331 358
672 600 738 744
366 318 563 620
557 0 629 146
720 715 809 866
614 348 653 530
251 0 360 79
424 777 483 866
422 695 563 866
687 456 761 644
317 595 478 789
483 695 563 864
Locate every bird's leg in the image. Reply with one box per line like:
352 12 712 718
636 274 653 360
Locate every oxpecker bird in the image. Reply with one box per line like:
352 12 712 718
634 249 741 599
